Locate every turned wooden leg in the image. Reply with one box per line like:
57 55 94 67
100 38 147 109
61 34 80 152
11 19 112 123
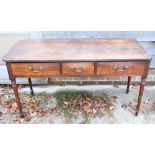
135 76 146 116
11 80 23 116
28 78 34 95
126 76 131 94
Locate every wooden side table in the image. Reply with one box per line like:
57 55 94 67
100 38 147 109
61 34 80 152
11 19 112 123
2 38 151 116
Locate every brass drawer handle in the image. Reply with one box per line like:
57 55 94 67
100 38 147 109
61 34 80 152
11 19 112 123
113 65 129 72
32 70 40 73
28 66 43 73
124 65 129 69
116 69 126 72
71 66 86 73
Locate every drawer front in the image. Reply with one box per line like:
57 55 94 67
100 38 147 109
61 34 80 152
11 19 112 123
62 62 94 75
97 62 146 75
11 63 60 76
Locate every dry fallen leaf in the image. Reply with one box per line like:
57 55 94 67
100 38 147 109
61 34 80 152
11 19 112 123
73 110 81 117
48 119 54 124
109 105 115 111
92 109 97 114
64 102 69 106
52 109 59 116
19 118 24 123
29 108 34 113
83 106 92 115
70 98 78 106
12 102 18 108
10 108 17 113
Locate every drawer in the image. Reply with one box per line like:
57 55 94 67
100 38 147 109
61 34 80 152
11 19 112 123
11 63 60 76
97 62 146 75
62 62 94 76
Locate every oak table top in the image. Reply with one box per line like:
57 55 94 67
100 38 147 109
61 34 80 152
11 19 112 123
3 38 151 62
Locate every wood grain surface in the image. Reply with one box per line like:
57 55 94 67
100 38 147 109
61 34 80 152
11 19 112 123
62 62 94 76
97 61 146 76
3 38 151 62
11 63 60 77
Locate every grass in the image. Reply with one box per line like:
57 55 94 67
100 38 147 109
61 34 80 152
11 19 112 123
1 88 13 96
53 90 94 123
53 90 114 123
54 90 93 107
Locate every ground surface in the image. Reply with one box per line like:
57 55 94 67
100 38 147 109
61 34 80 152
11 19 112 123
0 84 155 124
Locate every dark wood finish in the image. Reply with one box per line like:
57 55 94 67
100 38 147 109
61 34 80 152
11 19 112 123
2 38 151 116
11 80 23 115
126 76 131 94
2 39 150 62
28 78 34 96
62 62 94 76
11 63 60 77
135 60 151 115
97 61 146 76
136 76 146 116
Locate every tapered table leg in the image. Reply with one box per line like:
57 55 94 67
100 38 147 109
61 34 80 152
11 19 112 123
28 78 34 96
11 80 23 116
126 76 131 94
135 76 146 116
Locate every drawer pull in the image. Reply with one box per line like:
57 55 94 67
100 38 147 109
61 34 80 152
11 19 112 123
113 65 129 72
28 66 43 73
28 66 33 70
32 70 40 73
71 66 86 73
124 65 129 69
116 69 126 72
